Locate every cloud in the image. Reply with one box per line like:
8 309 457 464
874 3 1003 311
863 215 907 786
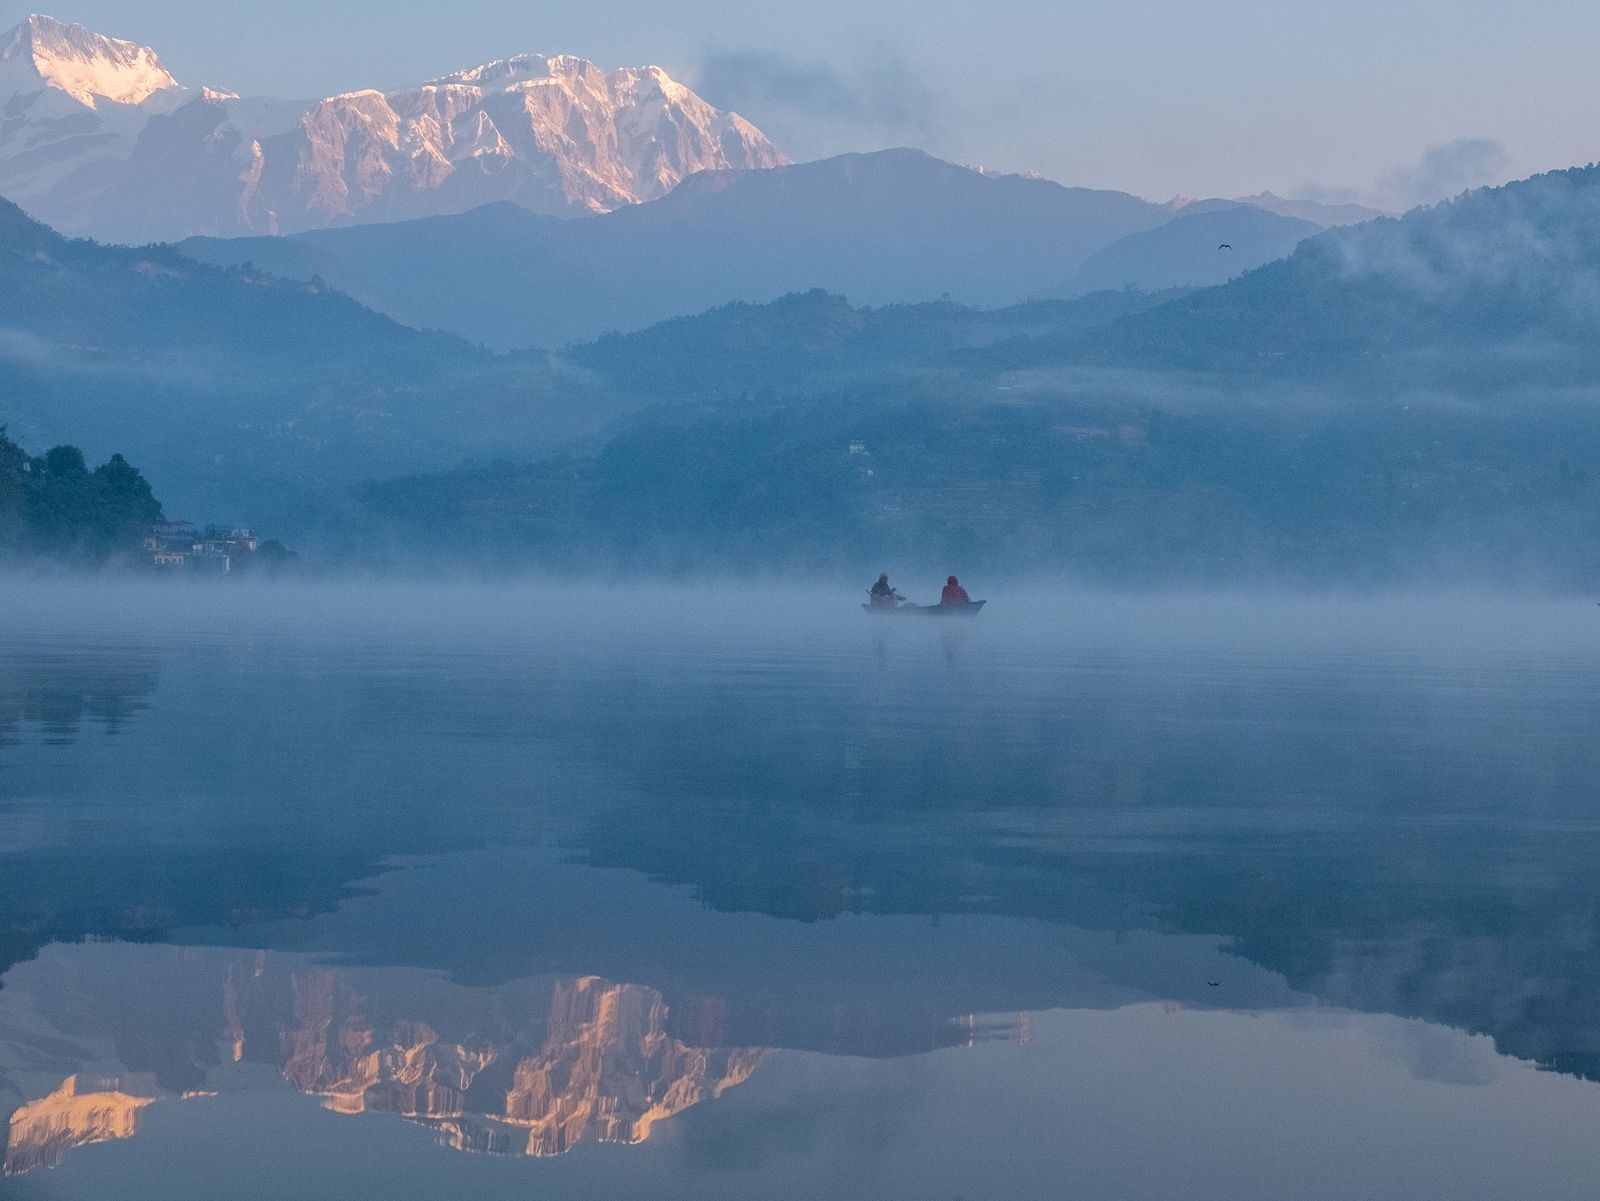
1378 138 1512 209
693 48 946 160
1296 183 1367 207
1296 137 1514 215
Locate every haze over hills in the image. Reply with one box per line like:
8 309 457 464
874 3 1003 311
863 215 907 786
181 149 1183 348
565 287 1187 396
0 14 784 242
0 14 1389 335
1038 191 1389 299
1226 192 1388 226
1007 163 1600 381
6 13 1600 586
344 165 1600 583
1056 203 1324 296
0 195 599 515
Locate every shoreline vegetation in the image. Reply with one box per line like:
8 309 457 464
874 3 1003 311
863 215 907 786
0 426 292 574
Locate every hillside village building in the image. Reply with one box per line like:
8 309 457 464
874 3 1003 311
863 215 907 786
143 523 262 572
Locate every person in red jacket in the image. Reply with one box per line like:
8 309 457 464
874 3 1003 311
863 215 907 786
940 575 971 605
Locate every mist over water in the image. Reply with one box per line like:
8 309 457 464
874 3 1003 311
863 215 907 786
7 0 1600 1191
6 577 1600 1198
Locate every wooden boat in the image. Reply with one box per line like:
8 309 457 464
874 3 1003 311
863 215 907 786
861 600 985 616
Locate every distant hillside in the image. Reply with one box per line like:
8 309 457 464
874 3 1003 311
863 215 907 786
0 198 579 514
1033 165 1600 382
350 388 1600 587
180 149 1178 349
343 166 1600 582
567 287 1185 395
1057 204 1323 296
1229 192 1389 226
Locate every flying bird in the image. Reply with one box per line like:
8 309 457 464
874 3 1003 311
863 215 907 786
1206 980 1221 987
1217 243 1233 250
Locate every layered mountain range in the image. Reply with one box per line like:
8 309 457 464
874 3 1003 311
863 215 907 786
0 193 592 515
346 164 1600 582
6 12 1596 587
0 14 784 242
182 148 1197 347
0 14 1382 342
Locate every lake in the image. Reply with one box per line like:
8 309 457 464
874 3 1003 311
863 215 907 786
4 580 1600 1199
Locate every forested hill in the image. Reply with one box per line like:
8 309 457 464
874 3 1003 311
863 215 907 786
991 165 1600 382
349 389 1600 587
342 163 1600 584
0 426 163 561
0 197 577 515
179 149 1178 350
566 288 1185 396
0 199 473 373
564 165 1600 397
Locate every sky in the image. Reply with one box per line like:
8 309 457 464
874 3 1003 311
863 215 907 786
4 0 1598 208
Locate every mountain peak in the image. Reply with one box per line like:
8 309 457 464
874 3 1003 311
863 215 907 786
430 52 691 100
0 26 783 240
0 13 179 107
1231 190 1391 226
431 52 556 89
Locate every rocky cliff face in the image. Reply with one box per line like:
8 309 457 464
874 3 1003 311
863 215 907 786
254 57 783 233
0 16 786 242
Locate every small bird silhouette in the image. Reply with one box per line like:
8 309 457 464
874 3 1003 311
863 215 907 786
1206 980 1221 987
1217 243 1233 250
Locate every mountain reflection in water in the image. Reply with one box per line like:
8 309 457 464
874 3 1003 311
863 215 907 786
4 1076 158 1177
2 945 765 1177
7 585 1600 1197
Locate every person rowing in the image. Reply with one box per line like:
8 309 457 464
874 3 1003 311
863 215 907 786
869 573 906 608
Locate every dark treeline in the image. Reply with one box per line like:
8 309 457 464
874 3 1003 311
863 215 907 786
0 426 163 562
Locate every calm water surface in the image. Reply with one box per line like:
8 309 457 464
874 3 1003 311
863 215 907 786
4 582 1600 1199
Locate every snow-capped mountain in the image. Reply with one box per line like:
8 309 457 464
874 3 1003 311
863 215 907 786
0 13 178 106
0 15 786 242
264 54 783 232
0 16 190 223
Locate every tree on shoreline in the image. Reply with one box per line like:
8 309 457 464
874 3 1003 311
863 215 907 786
0 426 163 561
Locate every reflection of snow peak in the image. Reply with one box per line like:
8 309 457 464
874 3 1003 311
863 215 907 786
3 1075 158 1177
6 962 763 1175
499 977 763 1155
281 970 763 1157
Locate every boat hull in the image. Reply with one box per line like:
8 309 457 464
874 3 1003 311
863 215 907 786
861 600 985 616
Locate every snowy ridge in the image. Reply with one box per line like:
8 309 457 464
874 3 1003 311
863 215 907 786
0 13 177 107
0 15 786 241
252 52 787 230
